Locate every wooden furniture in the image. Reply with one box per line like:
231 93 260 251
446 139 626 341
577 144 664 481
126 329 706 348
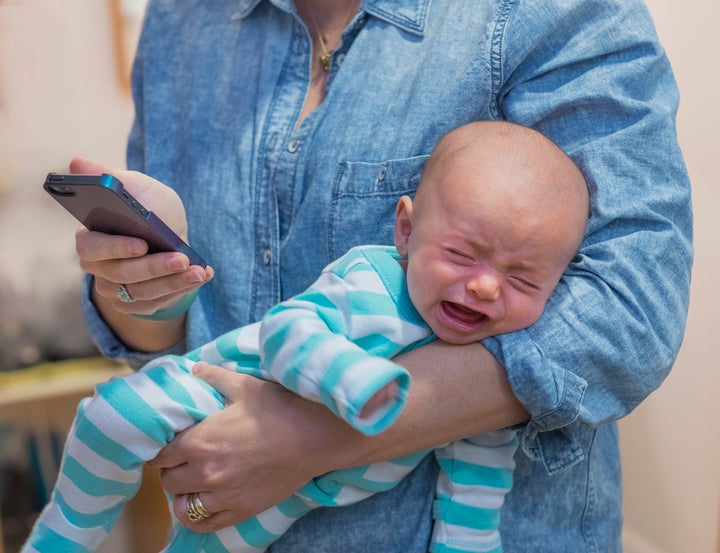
0 358 169 553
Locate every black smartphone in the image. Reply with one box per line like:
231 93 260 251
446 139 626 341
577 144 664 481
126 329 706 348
44 173 207 268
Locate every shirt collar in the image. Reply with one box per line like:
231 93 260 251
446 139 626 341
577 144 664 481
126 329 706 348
232 0 430 36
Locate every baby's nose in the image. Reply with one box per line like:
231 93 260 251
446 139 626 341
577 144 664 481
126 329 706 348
466 272 500 302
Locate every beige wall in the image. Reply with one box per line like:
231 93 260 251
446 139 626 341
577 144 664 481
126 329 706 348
0 0 134 194
0 1 718 552
621 2 720 552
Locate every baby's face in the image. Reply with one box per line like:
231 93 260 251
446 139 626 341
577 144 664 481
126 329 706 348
396 156 581 344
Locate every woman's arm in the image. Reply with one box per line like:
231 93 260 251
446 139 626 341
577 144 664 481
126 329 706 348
78 10 213 362
71 157 213 354
152 340 527 532
152 0 691 536
481 0 692 473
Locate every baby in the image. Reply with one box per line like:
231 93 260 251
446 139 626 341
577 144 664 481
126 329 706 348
23 120 588 553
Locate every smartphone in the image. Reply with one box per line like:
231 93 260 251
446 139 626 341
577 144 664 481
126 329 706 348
44 173 207 267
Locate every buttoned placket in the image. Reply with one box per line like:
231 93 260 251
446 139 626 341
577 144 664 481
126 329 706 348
249 16 319 321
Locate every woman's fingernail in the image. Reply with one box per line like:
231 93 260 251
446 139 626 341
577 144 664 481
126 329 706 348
168 256 189 271
187 269 205 283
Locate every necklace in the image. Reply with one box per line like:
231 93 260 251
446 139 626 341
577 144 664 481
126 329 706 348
303 1 359 72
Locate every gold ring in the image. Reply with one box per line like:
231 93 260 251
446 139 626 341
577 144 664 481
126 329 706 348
186 492 213 522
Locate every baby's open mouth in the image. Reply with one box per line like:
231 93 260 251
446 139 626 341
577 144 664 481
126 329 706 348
440 301 489 328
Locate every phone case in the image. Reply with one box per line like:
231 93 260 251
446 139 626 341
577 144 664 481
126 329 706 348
44 173 207 268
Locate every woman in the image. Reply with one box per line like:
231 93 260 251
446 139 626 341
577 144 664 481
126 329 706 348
73 1 692 551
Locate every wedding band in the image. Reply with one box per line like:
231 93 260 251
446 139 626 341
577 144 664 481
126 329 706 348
116 284 135 303
186 492 213 522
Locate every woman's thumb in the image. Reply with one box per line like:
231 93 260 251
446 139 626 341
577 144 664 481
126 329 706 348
69 156 111 175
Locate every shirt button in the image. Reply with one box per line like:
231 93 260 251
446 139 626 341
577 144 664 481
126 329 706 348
263 248 272 265
287 137 301 153
377 164 387 182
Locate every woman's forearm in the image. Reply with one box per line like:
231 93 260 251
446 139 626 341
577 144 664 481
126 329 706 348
155 347 528 527
319 340 529 472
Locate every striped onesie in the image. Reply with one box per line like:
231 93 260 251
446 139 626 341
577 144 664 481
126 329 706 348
23 245 517 553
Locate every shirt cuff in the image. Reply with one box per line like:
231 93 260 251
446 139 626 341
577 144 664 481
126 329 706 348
81 273 187 370
483 329 588 475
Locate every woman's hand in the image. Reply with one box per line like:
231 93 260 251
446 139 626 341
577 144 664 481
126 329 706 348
70 157 213 350
150 362 349 532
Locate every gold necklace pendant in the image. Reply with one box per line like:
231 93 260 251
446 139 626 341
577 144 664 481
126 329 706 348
303 0 360 74
319 50 333 72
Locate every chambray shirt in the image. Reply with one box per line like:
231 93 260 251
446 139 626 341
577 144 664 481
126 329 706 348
83 0 693 551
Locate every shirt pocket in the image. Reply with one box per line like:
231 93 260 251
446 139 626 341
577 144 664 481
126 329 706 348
327 154 430 261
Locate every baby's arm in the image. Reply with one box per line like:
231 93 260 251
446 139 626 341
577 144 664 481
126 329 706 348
259 249 429 435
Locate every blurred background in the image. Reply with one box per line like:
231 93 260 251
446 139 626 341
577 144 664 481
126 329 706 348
0 1 717 552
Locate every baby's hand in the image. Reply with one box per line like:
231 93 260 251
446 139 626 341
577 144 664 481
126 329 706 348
358 381 399 420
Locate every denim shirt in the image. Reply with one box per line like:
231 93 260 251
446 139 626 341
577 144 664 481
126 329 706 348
83 0 692 550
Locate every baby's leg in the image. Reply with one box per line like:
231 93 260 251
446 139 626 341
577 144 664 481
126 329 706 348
21 356 224 553
163 450 432 553
299 450 430 507
430 430 518 553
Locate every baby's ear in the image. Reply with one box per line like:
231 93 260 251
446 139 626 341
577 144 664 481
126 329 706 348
394 196 414 256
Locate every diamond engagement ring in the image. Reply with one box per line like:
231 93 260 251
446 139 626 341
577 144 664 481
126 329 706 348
116 283 135 303
186 492 214 522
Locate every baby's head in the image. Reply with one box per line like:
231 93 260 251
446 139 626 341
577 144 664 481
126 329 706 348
394 121 588 344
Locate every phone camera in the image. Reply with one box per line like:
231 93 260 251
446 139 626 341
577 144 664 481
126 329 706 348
46 184 77 196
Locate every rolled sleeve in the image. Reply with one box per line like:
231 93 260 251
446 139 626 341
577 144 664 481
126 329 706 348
484 329 588 474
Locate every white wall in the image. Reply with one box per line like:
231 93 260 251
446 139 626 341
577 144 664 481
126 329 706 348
0 1 718 552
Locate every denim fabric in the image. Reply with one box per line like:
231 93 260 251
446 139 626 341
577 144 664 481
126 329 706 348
82 0 692 551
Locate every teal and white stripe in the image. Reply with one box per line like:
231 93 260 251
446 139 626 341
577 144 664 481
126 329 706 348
430 431 518 553
23 246 516 553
